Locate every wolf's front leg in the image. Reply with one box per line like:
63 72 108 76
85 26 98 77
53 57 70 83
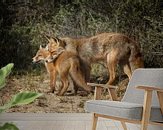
49 71 56 93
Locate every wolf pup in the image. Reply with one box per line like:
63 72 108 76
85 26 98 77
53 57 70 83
32 45 91 96
46 33 144 85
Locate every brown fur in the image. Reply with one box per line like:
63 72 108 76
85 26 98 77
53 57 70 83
32 46 91 96
47 33 144 85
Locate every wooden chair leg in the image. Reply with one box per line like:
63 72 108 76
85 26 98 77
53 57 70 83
121 121 127 130
94 87 102 100
141 90 152 130
157 91 163 114
92 113 98 130
108 88 118 101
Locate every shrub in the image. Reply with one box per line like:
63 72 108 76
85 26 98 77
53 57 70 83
0 63 42 130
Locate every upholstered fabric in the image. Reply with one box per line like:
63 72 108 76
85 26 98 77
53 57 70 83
85 69 163 127
85 100 163 122
122 68 163 106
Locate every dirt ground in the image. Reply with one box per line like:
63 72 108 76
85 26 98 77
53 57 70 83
0 71 128 113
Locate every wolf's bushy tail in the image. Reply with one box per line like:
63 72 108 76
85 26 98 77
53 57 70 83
69 60 91 92
128 41 144 72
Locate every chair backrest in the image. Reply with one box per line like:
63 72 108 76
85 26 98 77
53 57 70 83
122 68 163 107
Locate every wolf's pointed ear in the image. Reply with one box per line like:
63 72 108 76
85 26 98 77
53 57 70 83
45 44 48 50
52 37 60 46
39 45 43 49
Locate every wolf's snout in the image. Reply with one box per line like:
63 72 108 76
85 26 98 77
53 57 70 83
32 57 37 63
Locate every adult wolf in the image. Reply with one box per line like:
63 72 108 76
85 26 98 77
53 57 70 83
32 46 91 96
47 33 144 85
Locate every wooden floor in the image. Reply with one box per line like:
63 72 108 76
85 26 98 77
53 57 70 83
0 113 139 130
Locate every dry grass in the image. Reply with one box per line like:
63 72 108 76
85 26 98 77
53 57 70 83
0 70 128 113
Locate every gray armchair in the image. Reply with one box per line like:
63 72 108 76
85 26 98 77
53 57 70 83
85 68 163 130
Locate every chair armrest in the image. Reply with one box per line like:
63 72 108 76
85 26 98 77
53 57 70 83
87 82 117 89
137 86 163 123
87 83 118 100
136 86 163 92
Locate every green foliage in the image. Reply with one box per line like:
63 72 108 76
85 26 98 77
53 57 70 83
0 0 163 72
0 63 14 89
0 92 42 113
11 92 42 106
0 64 42 113
0 123 19 130
0 64 42 129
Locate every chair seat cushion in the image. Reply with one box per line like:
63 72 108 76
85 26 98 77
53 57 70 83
85 100 163 122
